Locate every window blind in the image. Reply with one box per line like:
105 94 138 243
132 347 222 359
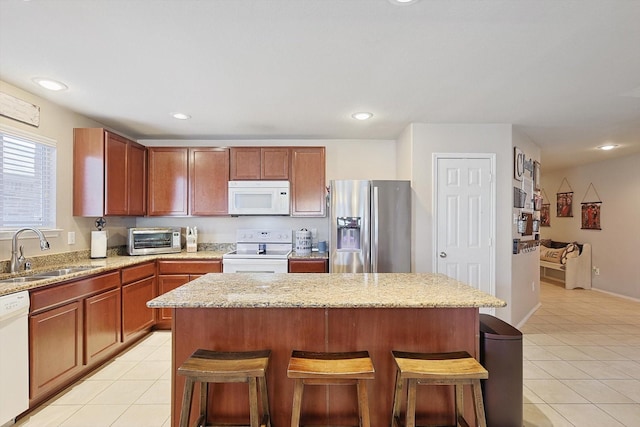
0 126 56 228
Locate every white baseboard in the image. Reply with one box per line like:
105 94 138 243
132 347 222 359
591 287 640 303
516 302 542 330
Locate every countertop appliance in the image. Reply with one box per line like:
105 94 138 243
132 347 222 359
329 180 411 273
223 229 292 273
0 291 29 426
127 227 181 256
228 181 290 216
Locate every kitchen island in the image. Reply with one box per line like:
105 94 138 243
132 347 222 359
147 273 505 427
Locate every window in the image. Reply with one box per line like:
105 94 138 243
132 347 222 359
0 126 56 229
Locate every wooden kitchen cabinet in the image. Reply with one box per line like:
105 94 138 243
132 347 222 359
290 147 326 217
147 147 189 216
190 148 229 215
288 258 328 273
29 301 83 403
156 260 222 328
148 147 229 216
121 262 156 342
73 128 146 216
85 288 121 365
28 271 121 405
230 147 289 180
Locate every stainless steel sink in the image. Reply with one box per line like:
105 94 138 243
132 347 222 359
0 267 96 284
0 276 45 283
32 267 95 278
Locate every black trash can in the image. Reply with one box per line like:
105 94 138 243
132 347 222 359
479 314 523 427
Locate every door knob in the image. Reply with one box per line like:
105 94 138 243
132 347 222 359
439 252 447 258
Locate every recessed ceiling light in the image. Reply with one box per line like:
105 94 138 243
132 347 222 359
32 77 68 91
598 144 618 151
352 112 373 121
388 0 420 5
171 112 191 120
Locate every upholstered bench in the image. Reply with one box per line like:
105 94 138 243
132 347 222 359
539 240 592 289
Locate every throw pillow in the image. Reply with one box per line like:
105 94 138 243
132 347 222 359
540 247 565 264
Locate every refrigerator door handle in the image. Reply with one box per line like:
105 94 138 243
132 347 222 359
372 185 379 273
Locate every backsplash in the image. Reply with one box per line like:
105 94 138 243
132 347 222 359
0 243 236 274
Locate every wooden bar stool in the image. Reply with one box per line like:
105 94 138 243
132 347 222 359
287 350 375 427
178 349 272 427
391 350 488 427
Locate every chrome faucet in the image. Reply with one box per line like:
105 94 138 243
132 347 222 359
10 227 50 273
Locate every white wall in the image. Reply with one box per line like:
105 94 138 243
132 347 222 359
541 153 640 299
511 130 542 325
400 123 534 325
0 80 136 261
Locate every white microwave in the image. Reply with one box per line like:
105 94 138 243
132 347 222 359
228 181 290 215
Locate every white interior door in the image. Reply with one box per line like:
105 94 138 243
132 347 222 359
435 155 495 297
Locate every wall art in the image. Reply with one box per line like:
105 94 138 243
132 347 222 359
540 204 551 227
556 178 573 217
557 192 573 217
581 203 601 230
0 92 40 127
580 182 602 230
514 147 525 181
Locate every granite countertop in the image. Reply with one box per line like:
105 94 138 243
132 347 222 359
147 273 506 309
0 250 226 296
288 251 329 259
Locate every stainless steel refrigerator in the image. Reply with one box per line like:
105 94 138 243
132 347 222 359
329 180 411 273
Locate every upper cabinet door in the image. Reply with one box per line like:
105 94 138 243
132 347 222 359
230 147 289 180
229 147 261 180
147 147 189 216
104 132 128 215
127 142 147 216
261 148 289 180
290 147 326 217
74 128 146 217
190 148 229 216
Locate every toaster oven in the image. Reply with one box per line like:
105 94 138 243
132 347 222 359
127 227 182 255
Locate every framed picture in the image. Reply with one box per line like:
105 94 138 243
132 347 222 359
557 191 573 217
581 202 601 230
540 204 551 226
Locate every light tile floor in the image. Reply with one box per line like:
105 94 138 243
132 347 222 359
522 281 640 427
15 331 172 427
14 280 640 426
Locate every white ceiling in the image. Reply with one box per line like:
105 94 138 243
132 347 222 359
1 0 639 171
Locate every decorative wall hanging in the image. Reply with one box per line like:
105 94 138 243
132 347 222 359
540 188 551 226
534 194 543 211
540 204 551 226
522 177 534 211
513 187 525 208
0 92 40 127
556 178 573 217
514 147 525 181
533 161 541 191
581 183 602 230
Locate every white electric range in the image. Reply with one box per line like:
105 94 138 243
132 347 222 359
222 229 292 273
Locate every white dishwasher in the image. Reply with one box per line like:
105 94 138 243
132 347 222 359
0 291 30 426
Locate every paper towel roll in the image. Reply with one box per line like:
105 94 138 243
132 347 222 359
91 230 107 258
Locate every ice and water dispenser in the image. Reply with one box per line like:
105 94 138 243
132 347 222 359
336 217 361 250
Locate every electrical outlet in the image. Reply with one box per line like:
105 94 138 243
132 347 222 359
594 267 600 276
67 231 75 245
